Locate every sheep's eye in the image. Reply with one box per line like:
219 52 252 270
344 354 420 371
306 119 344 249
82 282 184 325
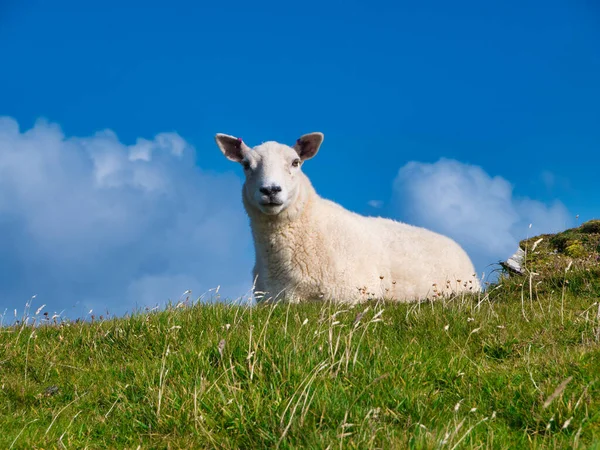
291 159 301 168
242 160 251 170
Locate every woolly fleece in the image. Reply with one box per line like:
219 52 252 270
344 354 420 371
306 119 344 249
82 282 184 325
216 132 480 303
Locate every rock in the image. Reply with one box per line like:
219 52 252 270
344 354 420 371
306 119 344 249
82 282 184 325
501 247 525 274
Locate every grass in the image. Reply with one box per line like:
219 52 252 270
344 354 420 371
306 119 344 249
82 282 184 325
1 225 600 448
518 219 600 282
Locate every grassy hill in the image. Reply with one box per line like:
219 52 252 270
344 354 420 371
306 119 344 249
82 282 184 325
1 222 599 449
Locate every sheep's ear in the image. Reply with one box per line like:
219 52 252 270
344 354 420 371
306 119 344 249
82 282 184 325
215 133 251 162
293 132 324 161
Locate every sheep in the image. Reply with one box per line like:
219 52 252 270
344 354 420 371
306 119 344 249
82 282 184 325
215 132 481 303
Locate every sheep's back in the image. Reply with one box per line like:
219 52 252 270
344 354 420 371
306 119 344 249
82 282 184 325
310 198 480 300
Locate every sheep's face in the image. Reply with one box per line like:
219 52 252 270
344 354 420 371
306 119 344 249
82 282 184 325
215 132 324 216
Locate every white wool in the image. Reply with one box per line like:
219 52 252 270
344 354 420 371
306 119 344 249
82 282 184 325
216 132 481 303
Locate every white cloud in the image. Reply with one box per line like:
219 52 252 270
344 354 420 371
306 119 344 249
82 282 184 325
392 158 573 278
0 117 254 318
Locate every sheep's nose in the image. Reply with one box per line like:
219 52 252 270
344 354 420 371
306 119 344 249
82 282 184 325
260 185 282 196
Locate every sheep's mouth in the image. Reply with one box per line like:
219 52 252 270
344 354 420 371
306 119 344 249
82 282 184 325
260 200 284 207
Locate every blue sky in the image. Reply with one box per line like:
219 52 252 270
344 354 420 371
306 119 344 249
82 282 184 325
0 0 598 318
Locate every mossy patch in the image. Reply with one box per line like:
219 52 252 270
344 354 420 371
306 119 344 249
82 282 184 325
580 219 600 234
503 219 600 289
565 240 586 258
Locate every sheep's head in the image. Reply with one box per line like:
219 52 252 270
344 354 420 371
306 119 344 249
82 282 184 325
215 132 323 216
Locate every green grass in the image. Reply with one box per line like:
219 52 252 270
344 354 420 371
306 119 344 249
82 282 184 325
3 220 600 448
1 266 599 449
518 219 600 282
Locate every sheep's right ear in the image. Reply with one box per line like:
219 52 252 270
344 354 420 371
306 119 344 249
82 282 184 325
293 132 324 161
215 134 250 162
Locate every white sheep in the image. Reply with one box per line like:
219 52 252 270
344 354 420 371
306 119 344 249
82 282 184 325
215 132 480 303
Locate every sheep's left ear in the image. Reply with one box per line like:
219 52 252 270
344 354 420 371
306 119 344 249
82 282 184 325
293 132 324 161
215 133 251 162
